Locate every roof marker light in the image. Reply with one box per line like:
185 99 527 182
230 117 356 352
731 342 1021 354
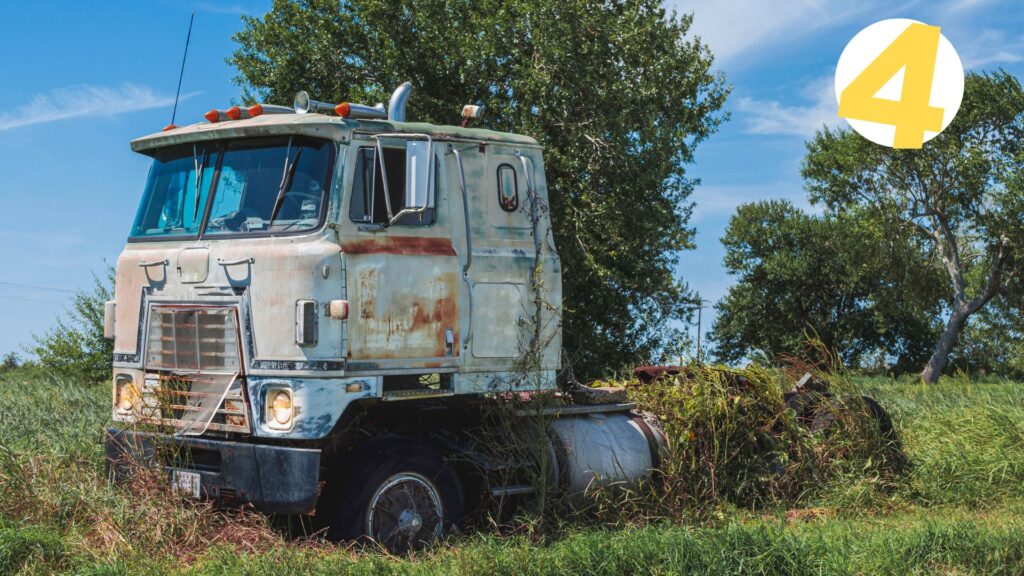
204 109 220 123
162 124 177 132
334 102 351 118
248 103 264 117
225 106 242 120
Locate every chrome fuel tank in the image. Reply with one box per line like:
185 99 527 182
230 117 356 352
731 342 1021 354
548 411 667 495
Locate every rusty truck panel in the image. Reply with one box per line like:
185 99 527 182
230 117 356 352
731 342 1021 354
350 265 459 359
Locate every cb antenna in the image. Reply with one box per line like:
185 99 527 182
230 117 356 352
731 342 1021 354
169 11 195 127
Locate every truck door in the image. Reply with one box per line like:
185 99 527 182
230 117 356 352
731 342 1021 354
339 136 461 372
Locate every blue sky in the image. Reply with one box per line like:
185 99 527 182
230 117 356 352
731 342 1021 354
0 0 1022 359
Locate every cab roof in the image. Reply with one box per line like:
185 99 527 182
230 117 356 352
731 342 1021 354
130 111 540 154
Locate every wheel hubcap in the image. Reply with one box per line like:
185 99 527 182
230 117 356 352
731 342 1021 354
367 472 443 553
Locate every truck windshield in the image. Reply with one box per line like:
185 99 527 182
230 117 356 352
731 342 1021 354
130 137 335 240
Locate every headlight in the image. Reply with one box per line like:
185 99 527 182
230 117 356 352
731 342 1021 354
265 389 294 430
115 374 140 415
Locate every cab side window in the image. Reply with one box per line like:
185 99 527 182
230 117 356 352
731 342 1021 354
349 146 435 226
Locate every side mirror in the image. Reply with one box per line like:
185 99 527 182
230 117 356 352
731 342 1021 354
404 140 433 211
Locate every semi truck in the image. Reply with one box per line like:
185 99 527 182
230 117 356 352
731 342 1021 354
103 83 668 553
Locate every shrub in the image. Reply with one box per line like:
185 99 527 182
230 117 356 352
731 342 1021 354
31 267 114 384
0 352 18 372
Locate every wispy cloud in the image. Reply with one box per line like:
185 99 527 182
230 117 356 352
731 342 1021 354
0 84 192 133
954 29 1024 68
735 75 841 138
944 0 996 12
690 182 812 224
671 0 909 67
196 2 254 15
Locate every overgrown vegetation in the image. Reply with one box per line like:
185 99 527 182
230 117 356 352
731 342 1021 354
7 364 1024 573
625 366 897 510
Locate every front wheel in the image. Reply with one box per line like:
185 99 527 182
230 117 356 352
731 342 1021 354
320 439 463 554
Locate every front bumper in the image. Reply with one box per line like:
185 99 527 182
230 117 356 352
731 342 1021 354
104 427 320 514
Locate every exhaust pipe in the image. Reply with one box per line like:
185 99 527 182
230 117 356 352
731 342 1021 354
388 82 413 122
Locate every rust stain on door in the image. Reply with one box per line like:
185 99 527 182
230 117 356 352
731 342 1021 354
341 236 456 257
352 268 459 359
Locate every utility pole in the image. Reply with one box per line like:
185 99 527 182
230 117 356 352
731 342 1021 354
691 298 711 363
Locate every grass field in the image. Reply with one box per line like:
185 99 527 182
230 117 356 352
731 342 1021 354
3 369 1024 575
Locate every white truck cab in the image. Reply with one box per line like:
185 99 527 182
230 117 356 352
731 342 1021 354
104 84 662 553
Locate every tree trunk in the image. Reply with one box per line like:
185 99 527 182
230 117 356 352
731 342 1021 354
920 305 970 384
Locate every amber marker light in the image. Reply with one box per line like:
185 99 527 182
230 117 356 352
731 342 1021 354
162 124 177 132
204 109 220 123
334 102 351 118
247 103 264 117
225 106 242 120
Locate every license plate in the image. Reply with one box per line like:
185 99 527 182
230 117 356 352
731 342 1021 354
172 470 201 499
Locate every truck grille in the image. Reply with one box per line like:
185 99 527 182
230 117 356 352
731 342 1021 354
138 373 251 435
145 306 241 372
140 305 250 434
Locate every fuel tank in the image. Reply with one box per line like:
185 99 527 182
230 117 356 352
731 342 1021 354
548 411 667 495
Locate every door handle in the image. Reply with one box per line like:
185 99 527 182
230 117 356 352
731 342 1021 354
216 257 255 266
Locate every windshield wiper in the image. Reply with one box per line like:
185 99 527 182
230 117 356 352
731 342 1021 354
192 144 206 223
268 137 301 226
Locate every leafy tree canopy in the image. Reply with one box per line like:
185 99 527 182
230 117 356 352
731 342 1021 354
711 200 945 371
230 0 729 377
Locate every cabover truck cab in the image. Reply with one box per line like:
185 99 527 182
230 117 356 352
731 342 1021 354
104 84 664 552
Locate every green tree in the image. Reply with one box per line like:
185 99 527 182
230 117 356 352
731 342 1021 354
711 200 945 370
950 271 1024 378
230 0 728 378
31 268 114 383
802 71 1024 383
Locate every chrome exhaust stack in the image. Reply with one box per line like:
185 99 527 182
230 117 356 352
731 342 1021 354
388 82 413 122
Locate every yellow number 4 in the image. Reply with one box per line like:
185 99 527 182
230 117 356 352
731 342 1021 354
839 23 944 149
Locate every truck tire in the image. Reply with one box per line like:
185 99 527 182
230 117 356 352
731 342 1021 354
320 439 463 553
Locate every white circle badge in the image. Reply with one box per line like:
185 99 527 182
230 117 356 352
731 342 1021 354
835 19 964 149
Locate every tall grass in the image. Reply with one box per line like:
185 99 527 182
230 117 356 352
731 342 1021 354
4 367 1024 574
0 369 281 574
863 375 1024 507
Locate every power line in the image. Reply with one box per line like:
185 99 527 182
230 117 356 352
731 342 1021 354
0 282 76 294
0 294 65 305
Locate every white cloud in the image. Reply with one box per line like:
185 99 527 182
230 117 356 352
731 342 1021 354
0 84 192 133
669 0 905 67
734 75 841 138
